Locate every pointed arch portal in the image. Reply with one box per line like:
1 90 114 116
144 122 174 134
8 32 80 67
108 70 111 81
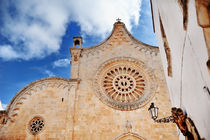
115 132 145 140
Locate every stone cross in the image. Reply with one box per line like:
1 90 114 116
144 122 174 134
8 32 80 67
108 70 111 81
116 18 121 22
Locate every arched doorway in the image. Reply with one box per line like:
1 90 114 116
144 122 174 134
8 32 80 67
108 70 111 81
115 132 145 140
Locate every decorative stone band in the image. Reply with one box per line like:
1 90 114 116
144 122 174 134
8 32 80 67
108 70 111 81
114 132 146 140
5 77 78 123
94 57 157 111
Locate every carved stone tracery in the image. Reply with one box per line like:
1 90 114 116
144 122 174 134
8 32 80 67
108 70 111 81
94 57 157 111
103 66 145 103
28 116 45 135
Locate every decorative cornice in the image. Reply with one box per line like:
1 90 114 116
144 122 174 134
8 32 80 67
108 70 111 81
79 21 159 58
114 132 146 140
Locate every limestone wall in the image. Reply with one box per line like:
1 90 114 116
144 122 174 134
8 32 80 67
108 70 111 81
0 78 77 140
70 22 178 140
0 22 179 140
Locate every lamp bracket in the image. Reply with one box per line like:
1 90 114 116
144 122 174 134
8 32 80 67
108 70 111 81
154 115 175 123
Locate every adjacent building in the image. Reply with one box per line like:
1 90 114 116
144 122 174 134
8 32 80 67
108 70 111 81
151 0 210 139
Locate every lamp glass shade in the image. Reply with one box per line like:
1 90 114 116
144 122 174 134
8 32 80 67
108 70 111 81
148 103 158 120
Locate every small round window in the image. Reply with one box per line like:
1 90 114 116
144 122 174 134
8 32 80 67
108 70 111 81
28 116 45 135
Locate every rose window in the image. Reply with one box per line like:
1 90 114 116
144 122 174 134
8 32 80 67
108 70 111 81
94 58 157 111
29 116 45 135
103 67 145 103
113 74 135 93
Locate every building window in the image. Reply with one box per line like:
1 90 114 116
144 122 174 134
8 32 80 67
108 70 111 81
103 66 145 103
28 116 45 135
159 15 172 77
94 58 157 111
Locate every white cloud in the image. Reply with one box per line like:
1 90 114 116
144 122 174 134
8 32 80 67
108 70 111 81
2 104 7 110
30 66 56 77
44 70 55 77
0 0 141 61
53 58 70 68
0 100 7 110
0 45 20 60
69 0 141 37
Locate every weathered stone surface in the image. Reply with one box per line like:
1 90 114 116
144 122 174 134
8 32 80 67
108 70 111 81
70 21 178 140
0 21 178 140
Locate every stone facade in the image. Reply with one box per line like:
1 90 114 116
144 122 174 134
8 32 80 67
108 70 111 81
0 21 178 139
150 0 210 139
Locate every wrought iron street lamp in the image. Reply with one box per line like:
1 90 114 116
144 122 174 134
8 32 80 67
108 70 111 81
148 102 158 120
148 102 204 140
148 102 174 123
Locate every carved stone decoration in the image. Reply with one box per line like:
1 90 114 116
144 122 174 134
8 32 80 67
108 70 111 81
125 120 132 132
80 20 159 58
171 108 188 136
0 111 8 129
5 77 74 123
94 57 157 111
171 108 205 140
28 116 45 135
114 132 145 140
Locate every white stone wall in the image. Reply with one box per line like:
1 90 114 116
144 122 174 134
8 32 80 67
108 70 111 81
151 0 210 139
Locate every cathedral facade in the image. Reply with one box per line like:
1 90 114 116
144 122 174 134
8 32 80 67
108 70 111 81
0 21 178 139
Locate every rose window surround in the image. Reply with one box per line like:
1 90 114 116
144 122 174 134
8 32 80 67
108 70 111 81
103 67 145 103
94 58 157 111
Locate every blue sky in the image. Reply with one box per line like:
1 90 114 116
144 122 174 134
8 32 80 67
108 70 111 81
0 0 157 109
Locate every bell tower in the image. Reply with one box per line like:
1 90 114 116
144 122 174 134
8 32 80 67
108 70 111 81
70 37 82 79
73 37 82 48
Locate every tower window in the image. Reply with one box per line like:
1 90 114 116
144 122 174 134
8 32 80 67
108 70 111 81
73 37 82 48
74 40 80 46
